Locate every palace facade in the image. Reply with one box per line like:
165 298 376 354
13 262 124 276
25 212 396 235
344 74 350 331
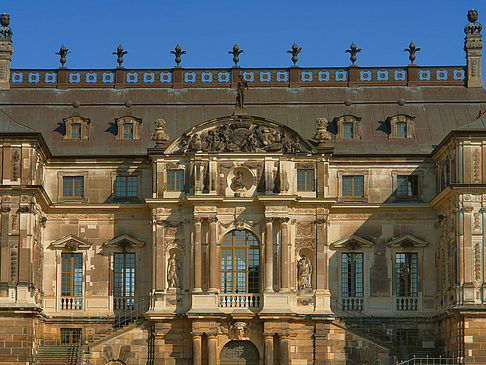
0 9 485 365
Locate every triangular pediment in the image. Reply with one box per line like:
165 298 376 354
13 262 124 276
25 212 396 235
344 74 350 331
49 234 92 251
104 235 145 249
386 234 428 248
165 115 315 154
330 234 374 250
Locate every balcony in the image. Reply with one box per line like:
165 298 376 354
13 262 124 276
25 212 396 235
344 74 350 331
219 294 261 309
342 297 364 311
60 296 82 310
114 296 135 311
396 297 418 311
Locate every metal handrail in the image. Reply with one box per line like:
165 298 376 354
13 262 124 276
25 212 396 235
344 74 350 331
396 356 461 365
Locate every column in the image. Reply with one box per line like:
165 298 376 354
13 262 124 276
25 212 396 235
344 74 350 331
208 217 218 292
193 217 203 292
191 333 202 365
280 218 290 292
264 333 274 365
315 218 328 290
207 334 217 364
264 218 274 292
280 333 290 365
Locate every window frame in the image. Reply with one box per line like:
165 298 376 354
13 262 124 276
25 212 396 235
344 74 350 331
113 252 136 299
391 170 424 201
61 252 83 298
115 115 142 140
57 171 88 203
395 252 418 297
63 116 90 140
71 123 82 139
297 168 315 192
342 175 364 197
123 123 134 139
114 175 138 199
337 170 369 202
341 252 364 298
220 230 260 294
396 174 419 198
62 176 85 198
167 169 185 192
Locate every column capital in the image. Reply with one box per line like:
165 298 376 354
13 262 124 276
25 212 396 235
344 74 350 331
191 331 203 338
206 332 218 338
263 332 275 338
264 217 274 223
279 217 290 223
193 217 204 223
208 216 218 223
315 218 327 225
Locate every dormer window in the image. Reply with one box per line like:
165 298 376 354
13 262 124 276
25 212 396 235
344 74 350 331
333 114 361 139
63 116 90 140
123 123 134 139
71 123 81 139
387 114 415 139
115 116 142 140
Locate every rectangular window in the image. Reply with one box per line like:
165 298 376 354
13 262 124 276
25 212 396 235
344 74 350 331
71 123 81 139
63 176 84 197
115 176 137 198
123 123 133 139
342 175 364 197
397 175 419 197
61 253 83 297
61 328 82 344
297 169 315 191
343 122 354 138
341 253 363 297
167 169 184 191
396 122 407 138
395 253 418 297
114 253 135 298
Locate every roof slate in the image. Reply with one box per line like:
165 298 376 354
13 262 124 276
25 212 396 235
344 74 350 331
0 86 485 156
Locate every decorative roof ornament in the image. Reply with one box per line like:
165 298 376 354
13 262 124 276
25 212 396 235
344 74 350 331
465 9 482 35
312 118 332 147
0 13 12 40
152 119 169 146
55 45 70 68
170 44 186 66
287 42 302 65
228 43 244 66
345 42 361 65
404 41 421 64
113 44 127 67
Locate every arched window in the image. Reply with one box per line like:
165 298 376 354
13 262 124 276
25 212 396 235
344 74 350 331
220 230 260 294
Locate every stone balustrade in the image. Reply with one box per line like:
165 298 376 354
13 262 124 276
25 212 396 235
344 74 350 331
396 297 418 311
60 296 82 310
219 294 261 309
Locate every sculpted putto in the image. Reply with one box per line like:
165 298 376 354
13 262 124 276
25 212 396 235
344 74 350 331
167 254 181 288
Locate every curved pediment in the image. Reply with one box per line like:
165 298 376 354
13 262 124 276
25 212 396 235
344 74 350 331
165 115 315 154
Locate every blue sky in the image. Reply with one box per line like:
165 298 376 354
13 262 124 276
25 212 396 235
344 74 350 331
2 0 486 76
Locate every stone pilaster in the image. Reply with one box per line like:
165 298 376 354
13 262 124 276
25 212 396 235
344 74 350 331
264 333 274 364
193 217 203 292
208 217 218 292
0 37 12 90
264 217 274 292
280 333 290 365
207 333 217 364
191 332 202 365
280 218 290 292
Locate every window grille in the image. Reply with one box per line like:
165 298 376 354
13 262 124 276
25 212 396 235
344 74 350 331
342 175 364 197
341 253 364 297
63 176 84 197
115 176 137 197
297 169 315 191
395 253 418 297
61 253 83 297
167 169 184 191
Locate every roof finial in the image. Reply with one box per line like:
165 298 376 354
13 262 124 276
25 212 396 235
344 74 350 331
170 44 186 66
228 43 244 66
287 42 302 65
55 45 70 68
404 41 421 64
345 42 361 65
0 13 12 40
113 44 127 67
465 9 482 35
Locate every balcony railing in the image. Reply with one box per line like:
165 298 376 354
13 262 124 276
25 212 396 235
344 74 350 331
219 294 261 309
342 297 364 311
114 296 135 311
60 296 82 310
396 297 418 311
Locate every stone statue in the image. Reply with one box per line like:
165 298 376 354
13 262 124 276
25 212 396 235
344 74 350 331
167 254 181 288
298 255 312 290
0 13 12 40
236 75 248 109
231 170 246 191
152 119 169 146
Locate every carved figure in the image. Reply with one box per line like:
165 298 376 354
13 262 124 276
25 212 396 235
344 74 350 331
465 9 482 35
0 13 12 40
298 255 312 290
231 170 246 191
236 75 248 109
167 254 181 288
152 119 169 145
230 322 250 340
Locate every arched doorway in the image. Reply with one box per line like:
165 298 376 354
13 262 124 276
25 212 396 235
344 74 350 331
220 340 260 365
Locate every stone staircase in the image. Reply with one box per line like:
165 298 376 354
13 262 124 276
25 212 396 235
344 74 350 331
34 344 79 365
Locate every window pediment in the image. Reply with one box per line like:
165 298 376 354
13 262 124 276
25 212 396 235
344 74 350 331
104 234 145 250
63 115 90 140
330 234 373 250
386 114 415 139
333 114 361 139
49 234 92 251
386 234 428 248
115 115 142 140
